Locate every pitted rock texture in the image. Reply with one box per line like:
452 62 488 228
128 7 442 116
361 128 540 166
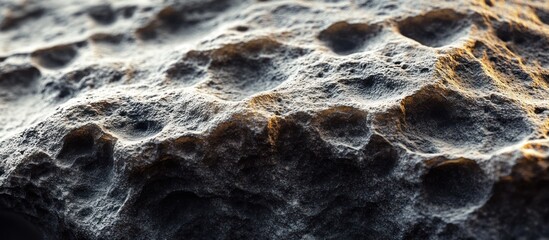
0 0 549 239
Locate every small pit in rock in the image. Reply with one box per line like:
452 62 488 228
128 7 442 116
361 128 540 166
87 4 116 24
397 9 469 47
494 21 549 66
164 51 210 86
400 87 532 152
109 120 164 141
0 63 41 99
313 106 370 147
402 89 480 145
58 126 96 159
57 124 116 201
198 38 305 101
31 44 79 69
534 7 549 25
422 158 490 208
318 21 381 54
0 64 40 88
132 120 163 137
135 1 235 40
338 73 408 100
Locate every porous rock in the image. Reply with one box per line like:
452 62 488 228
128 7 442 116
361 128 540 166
0 0 548 239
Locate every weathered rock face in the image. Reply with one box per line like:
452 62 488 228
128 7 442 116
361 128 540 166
0 0 548 239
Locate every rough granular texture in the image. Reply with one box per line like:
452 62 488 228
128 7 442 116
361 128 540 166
0 0 548 239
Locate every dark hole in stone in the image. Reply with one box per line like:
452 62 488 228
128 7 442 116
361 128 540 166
423 158 489 207
57 87 72 99
157 7 183 31
58 128 95 159
495 24 513 42
236 26 249 32
318 22 379 55
134 121 150 132
535 8 549 25
119 6 137 18
0 64 41 88
31 45 77 69
133 120 162 134
114 120 163 140
87 4 115 24
534 107 545 114
398 9 467 47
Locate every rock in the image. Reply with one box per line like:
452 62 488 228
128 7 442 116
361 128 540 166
0 0 548 239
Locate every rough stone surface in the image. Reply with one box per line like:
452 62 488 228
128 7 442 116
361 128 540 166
0 0 548 239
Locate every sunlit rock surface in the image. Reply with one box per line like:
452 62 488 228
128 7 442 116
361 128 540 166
0 0 548 239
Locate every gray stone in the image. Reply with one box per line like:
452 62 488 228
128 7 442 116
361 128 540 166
0 0 548 239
